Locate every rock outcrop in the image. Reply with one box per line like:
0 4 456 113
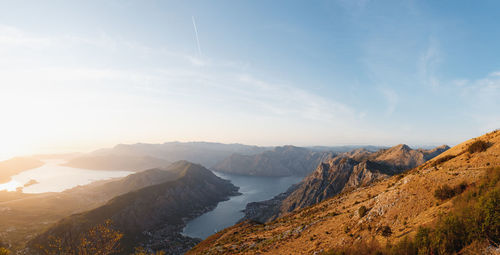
189 131 499 255
243 144 449 223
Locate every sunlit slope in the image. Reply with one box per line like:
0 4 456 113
188 130 500 254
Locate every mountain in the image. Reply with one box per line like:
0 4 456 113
188 130 499 254
28 161 240 255
242 144 449 223
63 154 171 171
0 162 213 251
213 146 335 176
63 163 193 205
67 142 269 170
307 145 386 153
0 157 44 183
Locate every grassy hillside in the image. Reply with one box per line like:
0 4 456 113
188 130 500 254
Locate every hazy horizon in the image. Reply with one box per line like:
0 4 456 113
1 0 499 158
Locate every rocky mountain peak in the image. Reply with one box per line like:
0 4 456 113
242 143 449 223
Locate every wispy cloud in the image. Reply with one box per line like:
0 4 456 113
192 16 202 57
418 37 441 88
0 24 360 136
379 87 399 116
454 72 500 133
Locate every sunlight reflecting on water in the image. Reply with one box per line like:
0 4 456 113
0 159 133 193
0 179 22 191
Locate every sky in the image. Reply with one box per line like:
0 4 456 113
0 0 499 158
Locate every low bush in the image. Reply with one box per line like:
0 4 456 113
380 226 392 237
0 247 10 255
433 182 467 200
323 167 500 255
433 155 456 166
358 206 368 218
467 140 490 154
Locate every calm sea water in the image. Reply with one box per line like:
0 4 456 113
182 171 302 239
0 159 133 193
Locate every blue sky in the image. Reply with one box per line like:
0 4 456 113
0 0 499 157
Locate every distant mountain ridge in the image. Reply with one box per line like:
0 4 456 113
28 161 240 254
0 157 44 183
66 142 269 171
65 142 391 176
213 145 335 176
243 144 449 223
63 154 171 171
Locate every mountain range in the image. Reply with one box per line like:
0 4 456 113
65 142 269 170
63 142 385 177
189 130 499 254
242 144 449 223
28 161 239 254
213 145 336 176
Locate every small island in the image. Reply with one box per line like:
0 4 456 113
23 179 39 188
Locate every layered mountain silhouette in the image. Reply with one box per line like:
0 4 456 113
213 145 335 176
63 154 171 171
64 142 382 176
28 161 239 254
64 142 268 170
243 144 449 223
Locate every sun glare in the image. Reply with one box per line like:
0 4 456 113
0 179 21 192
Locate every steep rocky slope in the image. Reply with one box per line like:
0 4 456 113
243 144 449 223
28 161 239 254
188 130 499 254
213 146 335 176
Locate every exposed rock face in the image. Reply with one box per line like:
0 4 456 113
28 161 240 255
243 144 449 223
213 146 335 176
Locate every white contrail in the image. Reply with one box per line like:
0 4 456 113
192 16 202 57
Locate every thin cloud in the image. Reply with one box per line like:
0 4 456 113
419 37 441 88
379 87 399 116
192 16 202 57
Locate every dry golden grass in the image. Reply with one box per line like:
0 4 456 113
188 130 500 255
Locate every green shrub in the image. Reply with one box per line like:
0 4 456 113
467 140 490 154
323 167 500 255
